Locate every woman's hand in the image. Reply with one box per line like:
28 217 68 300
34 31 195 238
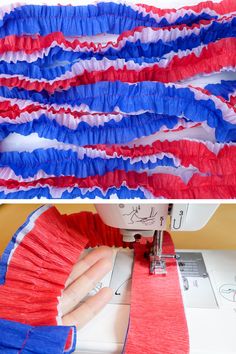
61 246 113 329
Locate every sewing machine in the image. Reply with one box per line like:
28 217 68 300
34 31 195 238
75 204 236 354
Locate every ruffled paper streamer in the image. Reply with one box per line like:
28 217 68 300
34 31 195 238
0 318 76 354
1 1 234 38
0 206 88 323
0 113 201 146
0 1 236 94
63 211 124 248
0 205 87 352
205 79 236 106
0 138 236 198
0 205 126 352
1 21 236 92
0 81 236 143
0 139 235 178
0 1 236 198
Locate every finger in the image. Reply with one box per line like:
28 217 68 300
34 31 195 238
65 246 114 287
61 257 113 316
62 287 113 329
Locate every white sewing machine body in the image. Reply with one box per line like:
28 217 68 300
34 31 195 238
76 248 236 354
96 204 219 275
96 203 219 236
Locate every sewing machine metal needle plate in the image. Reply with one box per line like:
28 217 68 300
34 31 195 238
76 249 236 354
